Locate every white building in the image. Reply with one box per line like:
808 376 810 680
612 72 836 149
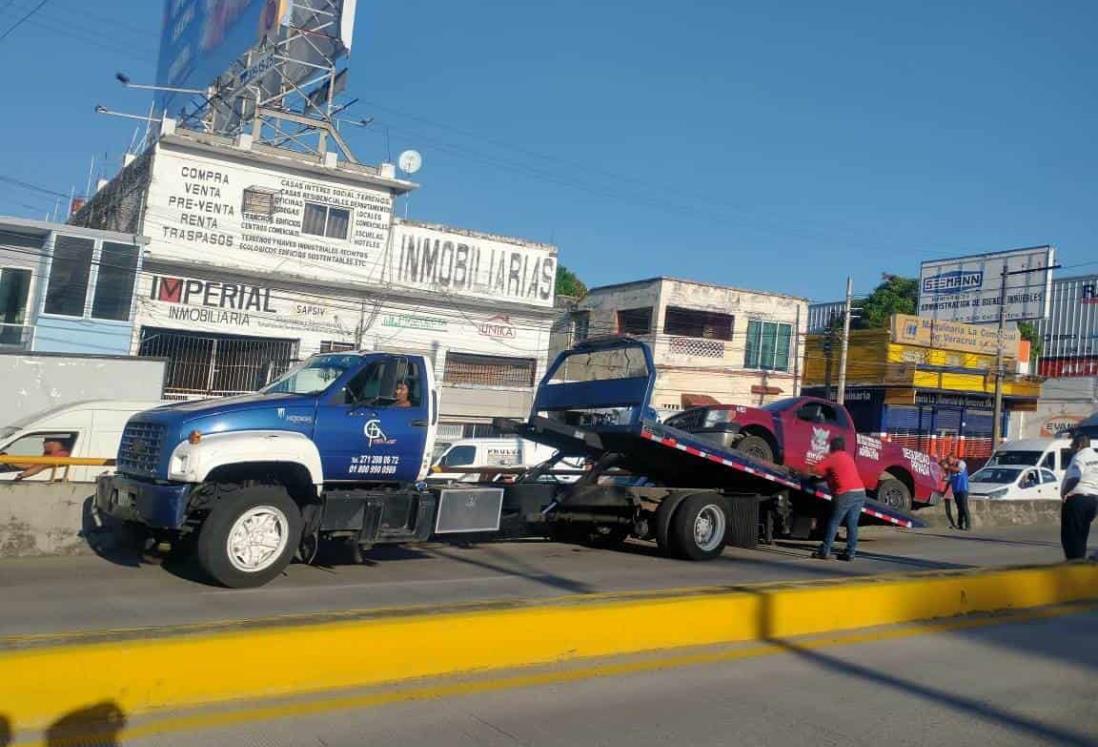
553 277 808 411
72 122 558 435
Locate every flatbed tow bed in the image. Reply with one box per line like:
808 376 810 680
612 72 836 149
500 336 923 560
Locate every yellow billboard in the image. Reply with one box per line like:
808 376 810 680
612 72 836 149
891 314 1020 356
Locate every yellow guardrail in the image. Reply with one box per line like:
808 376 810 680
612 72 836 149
0 456 115 482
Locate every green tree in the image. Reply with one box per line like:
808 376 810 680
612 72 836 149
556 264 588 299
852 275 919 329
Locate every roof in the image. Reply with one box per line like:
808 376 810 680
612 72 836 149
0 216 144 245
996 437 1071 450
4 400 164 429
586 276 808 303
159 128 418 196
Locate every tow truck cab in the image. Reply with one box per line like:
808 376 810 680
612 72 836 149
96 351 501 587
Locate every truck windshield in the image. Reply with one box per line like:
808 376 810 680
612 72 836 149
987 451 1042 467
262 355 361 395
971 467 1021 484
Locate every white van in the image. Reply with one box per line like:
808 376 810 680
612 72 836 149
430 437 582 483
985 437 1075 480
0 400 163 482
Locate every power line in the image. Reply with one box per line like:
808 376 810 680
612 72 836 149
0 0 51 43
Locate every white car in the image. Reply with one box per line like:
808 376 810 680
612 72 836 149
968 465 1061 500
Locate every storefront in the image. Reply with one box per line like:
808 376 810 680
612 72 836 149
73 123 558 433
804 315 1040 462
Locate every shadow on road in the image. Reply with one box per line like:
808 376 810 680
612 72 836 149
916 531 1061 549
427 543 596 595
769 637 1097 747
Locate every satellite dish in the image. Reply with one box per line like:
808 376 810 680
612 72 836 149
398 149 422 174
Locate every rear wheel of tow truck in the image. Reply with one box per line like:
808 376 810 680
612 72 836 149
669 494 730 561
196 486 302 588
736 435 774 463
876 478 912 513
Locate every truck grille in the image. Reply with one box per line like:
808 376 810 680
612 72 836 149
117 422 167 477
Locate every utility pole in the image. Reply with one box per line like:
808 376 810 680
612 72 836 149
836 277 853 405
992 264 1008 447
991 260 1061 446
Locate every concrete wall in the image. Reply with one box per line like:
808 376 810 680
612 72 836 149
0 482 98 557
0 352 166 423
0 484 1064 560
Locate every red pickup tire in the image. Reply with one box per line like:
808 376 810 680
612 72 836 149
876 478 913 512
736 434 775 464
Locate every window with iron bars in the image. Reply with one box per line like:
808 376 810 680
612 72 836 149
320 340 356 353
616 307 652 335
443 352 536 388
664 306 734 340
138 328 299 397
242 187 277 219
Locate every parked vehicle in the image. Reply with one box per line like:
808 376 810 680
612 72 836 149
430 438 581 482
662 397 945 511
0 400 164 482
968 465 1061 500
985 438 1073 480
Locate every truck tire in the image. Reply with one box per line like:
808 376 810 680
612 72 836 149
196 486 302 588
669 493 730 561
736 435 774 464
876 479 912 512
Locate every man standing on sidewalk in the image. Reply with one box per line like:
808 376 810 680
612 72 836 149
811 436 866 561
941 454 972 531
1060 433 1098 560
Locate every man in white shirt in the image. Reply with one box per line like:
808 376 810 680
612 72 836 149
1060 433 1098 560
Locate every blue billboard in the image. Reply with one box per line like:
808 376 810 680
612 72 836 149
155 0 285 115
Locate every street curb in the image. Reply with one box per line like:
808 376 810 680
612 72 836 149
1 562 1095 731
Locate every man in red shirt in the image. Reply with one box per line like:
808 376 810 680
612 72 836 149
810 436 866 561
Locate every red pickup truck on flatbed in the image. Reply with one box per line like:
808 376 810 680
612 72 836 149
663 396 945 511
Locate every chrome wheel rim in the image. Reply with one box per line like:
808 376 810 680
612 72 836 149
693 504 727 552
227 506 290 573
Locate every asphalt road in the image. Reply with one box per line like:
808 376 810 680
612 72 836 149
32 606 1098 747
0 524 1065 637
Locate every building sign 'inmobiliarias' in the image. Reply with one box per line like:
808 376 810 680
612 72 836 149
391 222 557 308
918 246 1054 324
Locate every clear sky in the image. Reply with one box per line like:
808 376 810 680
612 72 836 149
0 0 1094 302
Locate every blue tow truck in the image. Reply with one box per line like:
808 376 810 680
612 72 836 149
97 337 922 587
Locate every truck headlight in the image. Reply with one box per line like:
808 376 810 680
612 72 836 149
168 441 196 481
988 487 1009 499
704 410 732 427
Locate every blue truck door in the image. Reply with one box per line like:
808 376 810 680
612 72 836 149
313 356 428 482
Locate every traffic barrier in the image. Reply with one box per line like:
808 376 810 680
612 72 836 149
0 562 1095 733
0 455 115 483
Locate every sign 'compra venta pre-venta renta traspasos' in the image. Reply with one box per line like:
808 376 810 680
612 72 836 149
143 149 558 308
917 245 1054 324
